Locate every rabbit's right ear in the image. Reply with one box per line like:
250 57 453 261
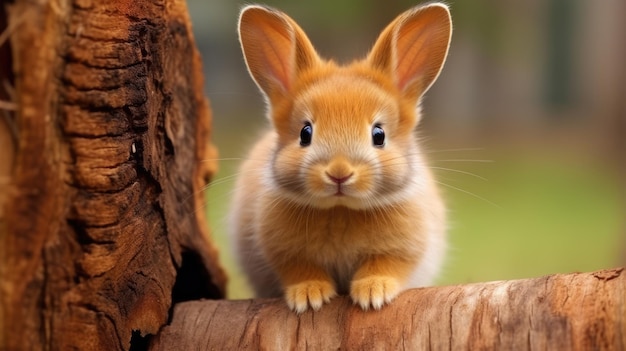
367 3 452 104
238 6 319 104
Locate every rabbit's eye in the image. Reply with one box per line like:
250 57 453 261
300 123 313 146
372 124 385 147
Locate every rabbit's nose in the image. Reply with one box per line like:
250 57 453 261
325 155 354 184
326 172 353 184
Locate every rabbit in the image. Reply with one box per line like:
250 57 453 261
230 2 452 313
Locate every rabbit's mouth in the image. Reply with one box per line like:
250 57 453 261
333 188 345 197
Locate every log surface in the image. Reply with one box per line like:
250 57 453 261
151 268 625 351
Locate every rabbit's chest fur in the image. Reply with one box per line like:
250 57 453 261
257 197 427 274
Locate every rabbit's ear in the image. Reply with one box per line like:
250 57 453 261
368 3 452 101
238 5 319 103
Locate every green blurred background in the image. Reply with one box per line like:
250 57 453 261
188 0 625 299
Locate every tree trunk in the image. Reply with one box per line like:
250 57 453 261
150 268 625 351
0 0 225 350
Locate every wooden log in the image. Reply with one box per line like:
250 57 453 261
0 0 225 350
150 268 625 350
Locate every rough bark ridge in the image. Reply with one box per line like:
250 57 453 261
151 268 625 350
0 0 225 350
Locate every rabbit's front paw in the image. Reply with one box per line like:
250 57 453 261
350 275 401 310
285 279 336 314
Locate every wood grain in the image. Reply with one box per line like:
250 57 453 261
0 0 225 350
151 268 625 351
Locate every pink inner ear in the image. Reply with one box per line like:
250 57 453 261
391 6 451 95
240 9 296 96
395 21 433 91
255 22 294 92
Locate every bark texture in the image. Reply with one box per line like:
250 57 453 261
151 268 625 351
0 0 225 350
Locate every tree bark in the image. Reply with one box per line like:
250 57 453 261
151 268 625 351
0 0 225 350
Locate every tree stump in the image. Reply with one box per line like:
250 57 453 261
0 0 225 350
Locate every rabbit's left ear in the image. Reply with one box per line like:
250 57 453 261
238 5 319 104
368 3 452 101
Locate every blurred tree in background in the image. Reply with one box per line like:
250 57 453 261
187 0 625 298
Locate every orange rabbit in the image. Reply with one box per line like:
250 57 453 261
231 3 452 313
